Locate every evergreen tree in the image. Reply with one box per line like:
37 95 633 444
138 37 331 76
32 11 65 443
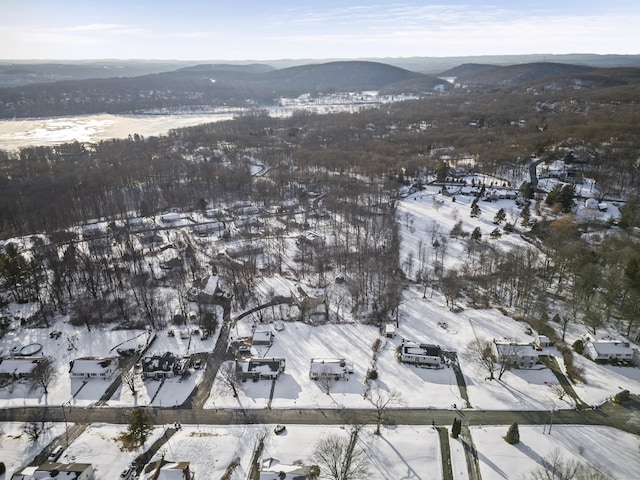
493 208 506 225
471 227 482 242
505 422 520 444
470 200 481 218
451 418 461 438
520 202 531 227
119 408 154 450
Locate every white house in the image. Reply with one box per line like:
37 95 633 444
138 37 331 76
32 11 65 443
584 340 634 363
399 341 442 366
260 458 312 480
0 356 45 380
252 330 274 346
69 357 118 380
309 358 354 380
492 340 539 369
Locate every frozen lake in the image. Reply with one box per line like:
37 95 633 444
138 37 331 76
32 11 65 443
0 113 236 150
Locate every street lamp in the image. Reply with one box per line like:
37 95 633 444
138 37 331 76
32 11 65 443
62 399 71 454
547 407 555 435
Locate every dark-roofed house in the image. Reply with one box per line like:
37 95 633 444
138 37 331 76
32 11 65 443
33 462 95 480
69 357 118 380
141 352 189 379
399 341 443 366
236 357 286 381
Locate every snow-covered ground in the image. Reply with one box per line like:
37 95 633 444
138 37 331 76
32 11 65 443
4 422 638 480
1 169 639 477
472 425 640 480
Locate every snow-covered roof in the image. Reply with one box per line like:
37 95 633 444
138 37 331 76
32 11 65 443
0 356 43 376
494 342 538 357
586 340 633 356
34 462 93 479
402 342 441 357
203 275 219 296
252 330 273 343
69 357 116 375
309 358 353 375
142 459 191 480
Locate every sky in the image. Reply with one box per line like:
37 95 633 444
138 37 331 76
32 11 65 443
0 0 639 60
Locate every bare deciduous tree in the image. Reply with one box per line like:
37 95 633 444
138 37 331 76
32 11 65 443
528 449 609 480
29 357 56 395
22 421 46 443
121 367 137 395
366 385 405 435
467 338 497 381
316 366 339 395
217 361 241 398
311 427 369 480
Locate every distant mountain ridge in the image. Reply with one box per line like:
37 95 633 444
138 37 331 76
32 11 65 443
1 58 640 119
0 60 447 118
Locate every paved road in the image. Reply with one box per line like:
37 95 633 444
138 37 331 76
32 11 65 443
2 396 639 435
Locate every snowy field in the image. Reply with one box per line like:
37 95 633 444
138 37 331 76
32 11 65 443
4 422 638 480
472 425 640 480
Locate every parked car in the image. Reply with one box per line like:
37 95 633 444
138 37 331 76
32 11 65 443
274 424 286 435
48 445 63 462
120 467 133 479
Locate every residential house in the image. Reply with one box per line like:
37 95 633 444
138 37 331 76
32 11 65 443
192 221 225 236
69 357 118 380
141 352 189 379
141 459 193 480
584 340 634 363
252 330 274 346
309 358 354 380
160 212 182 225
260 458 312 480
399 341 443 366
226 241 265 258
0 356 44 380
492 340 539 369
236 358 286 381
9 465 38 479
157 247 181 270
32 462 95 480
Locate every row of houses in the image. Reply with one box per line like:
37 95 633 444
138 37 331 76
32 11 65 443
234 357 355 382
